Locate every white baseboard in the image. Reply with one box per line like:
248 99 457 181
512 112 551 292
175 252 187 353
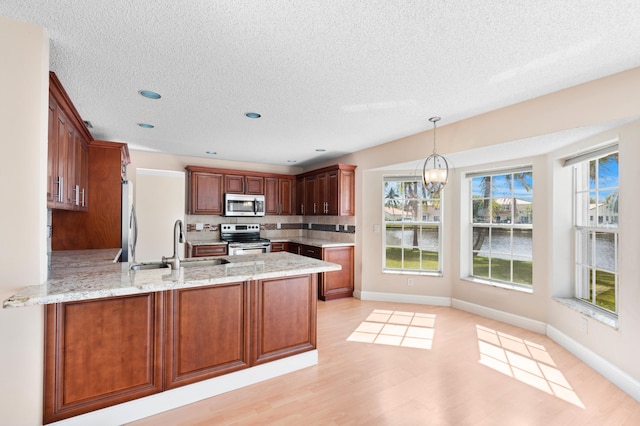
51 350 318 426
356 290 451 307
451 298 547 334
547 326 640 403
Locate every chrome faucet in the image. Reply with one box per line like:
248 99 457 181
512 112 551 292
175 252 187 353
162 219 185 269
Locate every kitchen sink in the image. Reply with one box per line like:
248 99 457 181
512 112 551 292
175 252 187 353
180 258 230 267
130 262 171 271
130 258 230 271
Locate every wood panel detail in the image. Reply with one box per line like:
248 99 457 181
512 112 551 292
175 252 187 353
44 293 163 424
250 275 317 365
165 282 250 389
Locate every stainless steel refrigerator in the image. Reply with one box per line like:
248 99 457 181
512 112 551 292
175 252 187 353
120 179 137 262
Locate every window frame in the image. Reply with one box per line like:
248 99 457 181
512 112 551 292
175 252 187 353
382 176 443 276
570 145 619 315
467 166 534 290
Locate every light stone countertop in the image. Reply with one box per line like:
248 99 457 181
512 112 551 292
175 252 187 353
2 249 340 309
188 237 354 248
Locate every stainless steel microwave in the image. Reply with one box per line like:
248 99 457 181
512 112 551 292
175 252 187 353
224 193 266 216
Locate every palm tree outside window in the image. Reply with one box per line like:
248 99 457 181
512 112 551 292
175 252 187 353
469 167 533 287
383 177 442 274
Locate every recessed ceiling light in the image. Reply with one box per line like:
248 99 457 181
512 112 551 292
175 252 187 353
287 160 297 163
137 123 155 128
138 90 161 99
315 148 326 152
245 112 261 119
206 151 217 155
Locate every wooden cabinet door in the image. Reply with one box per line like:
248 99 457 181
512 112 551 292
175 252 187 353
189 171 223 215
224 173 245 193
338 168 356 216
54 107 70 209
288 242 301 255
264 177 279 215
44 293 164 424
245 175 264 194
250 275 317 365
225 174 264 194
304 175 317 215
300 244 322 259
192 244 227 257
319 246 354 300
279 177 294 215
295 177 305 215
270 242 289 252
327 169 339 215
316 172 328 215
47 96 58 206
77 140 89 211
265 177 294 215
165 282 250 389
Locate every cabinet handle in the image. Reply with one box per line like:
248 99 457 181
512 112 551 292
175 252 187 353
301 204 304 215
58 176 64 202
81 188 85 207
74 184 80 206
313 203 317 214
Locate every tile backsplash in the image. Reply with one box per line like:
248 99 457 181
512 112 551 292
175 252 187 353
186 215 355 243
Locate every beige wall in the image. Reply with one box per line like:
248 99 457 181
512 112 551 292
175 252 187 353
0 16 48 425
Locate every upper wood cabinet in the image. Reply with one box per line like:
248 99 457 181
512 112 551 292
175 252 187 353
224 173 264 195
186 167 224 215
296 164 356 216
186 166 295 216
265 176 295 215
48 72 93 211
51 141 129 251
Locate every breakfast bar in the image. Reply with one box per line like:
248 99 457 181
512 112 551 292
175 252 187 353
4 249 340 424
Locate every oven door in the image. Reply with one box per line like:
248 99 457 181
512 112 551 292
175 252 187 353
229 244 271 256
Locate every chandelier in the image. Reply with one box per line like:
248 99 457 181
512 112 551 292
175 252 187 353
422 116 449 195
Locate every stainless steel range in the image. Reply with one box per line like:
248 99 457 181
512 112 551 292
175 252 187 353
220 223 271 255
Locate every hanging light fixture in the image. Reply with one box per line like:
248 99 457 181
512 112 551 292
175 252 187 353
422 116 449 195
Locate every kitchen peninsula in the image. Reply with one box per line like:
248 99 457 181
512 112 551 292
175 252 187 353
3 249 340 424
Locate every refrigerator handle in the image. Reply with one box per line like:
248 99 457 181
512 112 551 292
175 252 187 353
130 204 138 261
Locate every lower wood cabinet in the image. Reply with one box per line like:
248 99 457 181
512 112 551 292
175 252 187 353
190 244 227 257
319 246 354 301
288 244 354 301
250 275 317 365
165 282 249 389
270 242 289 252
43 275 317 423
44 293 164 424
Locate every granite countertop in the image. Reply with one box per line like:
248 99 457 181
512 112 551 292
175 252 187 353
2 249 340 308
188 238 354 248
278 237 355 248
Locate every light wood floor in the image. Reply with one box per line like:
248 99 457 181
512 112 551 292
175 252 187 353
129 298 640 425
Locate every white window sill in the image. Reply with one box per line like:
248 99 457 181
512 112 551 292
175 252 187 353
462 276 533 294
553 297 618 329
383 269 443 278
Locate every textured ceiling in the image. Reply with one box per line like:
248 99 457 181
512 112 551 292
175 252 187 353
2 1 640 167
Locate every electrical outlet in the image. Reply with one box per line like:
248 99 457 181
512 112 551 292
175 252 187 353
276 223 281 229
195 223 204 231
336 224 340 231
308 223 312 229
580 317 588 334
408 278 414 286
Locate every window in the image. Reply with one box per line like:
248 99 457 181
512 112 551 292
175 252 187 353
571 147 618 314
469 167 533 287
383 177 442 274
